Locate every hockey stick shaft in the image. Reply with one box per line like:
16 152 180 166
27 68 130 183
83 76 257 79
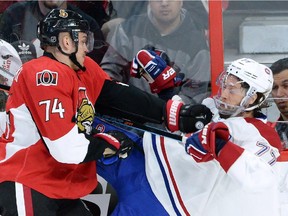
96 113 183 141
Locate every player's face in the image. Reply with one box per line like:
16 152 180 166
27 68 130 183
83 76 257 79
149 0 183 24
75 32 89 67
272 69 288 117
218 74 246 107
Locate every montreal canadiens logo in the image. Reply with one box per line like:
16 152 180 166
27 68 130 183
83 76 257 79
95 124 105 133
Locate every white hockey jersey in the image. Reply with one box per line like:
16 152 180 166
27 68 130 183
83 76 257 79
143 116 281 216
275 151 288 216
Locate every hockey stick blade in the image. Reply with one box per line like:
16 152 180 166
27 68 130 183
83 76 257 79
96 113 183 141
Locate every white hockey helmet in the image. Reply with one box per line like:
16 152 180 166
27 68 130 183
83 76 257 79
214 58 273 116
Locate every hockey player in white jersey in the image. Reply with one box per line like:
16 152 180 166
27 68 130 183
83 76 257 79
141 58 282 215
96 57 282 215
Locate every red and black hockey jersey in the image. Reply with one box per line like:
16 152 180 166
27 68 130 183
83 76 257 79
0 55 111 198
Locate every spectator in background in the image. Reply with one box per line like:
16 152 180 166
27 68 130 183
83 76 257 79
70 0 116 27
101 0 210 105
269 58 288 216
0 0 105 63
11 40 37 63
270 58 288 150
183 0 208 30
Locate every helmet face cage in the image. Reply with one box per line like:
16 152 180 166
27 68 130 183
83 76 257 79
37 9 94 52
214 71 248 117
214 58 273 117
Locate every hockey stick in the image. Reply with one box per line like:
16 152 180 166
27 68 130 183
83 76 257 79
96 113 183 141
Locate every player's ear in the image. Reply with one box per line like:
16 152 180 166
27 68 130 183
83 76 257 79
59 32 72 52
248 93 258 105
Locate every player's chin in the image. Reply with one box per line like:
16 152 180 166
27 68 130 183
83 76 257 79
72 63 84 71
277 102 288 109
77 59 85 67
278 106 288 114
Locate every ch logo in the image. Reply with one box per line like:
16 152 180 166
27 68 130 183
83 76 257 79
95 124 105 133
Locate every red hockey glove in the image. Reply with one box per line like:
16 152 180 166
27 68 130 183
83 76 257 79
164 99 212 133
185 123 214 162
131 49 184 94
185 122 231 162
209 122 231 157
142 45 172 64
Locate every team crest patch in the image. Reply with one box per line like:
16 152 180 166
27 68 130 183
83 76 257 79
95 124 105 133
77 88 95 134
59 9 68 18
36 70 58 86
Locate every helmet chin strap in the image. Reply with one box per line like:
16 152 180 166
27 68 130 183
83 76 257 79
69 52 86 71
56 44 86 71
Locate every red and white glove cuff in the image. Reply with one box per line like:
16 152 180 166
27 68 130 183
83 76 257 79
165 100 183 132
95 133 120 150
149 66 176 93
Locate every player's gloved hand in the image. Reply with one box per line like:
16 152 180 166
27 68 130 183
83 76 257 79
104 130 134 159
185 122 231 162
164 99 212 133
209 122 231 156
201 97 221 122
96 130 134 165
131 49 184 94
142 45 172 64
131 46 172 78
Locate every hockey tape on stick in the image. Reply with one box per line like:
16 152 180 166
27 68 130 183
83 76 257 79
96 113 183 141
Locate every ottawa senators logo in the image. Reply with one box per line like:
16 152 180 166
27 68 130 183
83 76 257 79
76 88 95 134
59 9 68 18
36 70 58 86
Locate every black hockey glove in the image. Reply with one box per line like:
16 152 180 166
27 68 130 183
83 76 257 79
97 130 134 165
105 130 134 158
164 99 213 133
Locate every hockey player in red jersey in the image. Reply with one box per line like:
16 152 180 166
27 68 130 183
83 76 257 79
0 9 212 215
